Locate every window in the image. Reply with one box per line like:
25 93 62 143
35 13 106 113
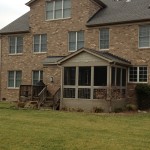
32 71 43 85
46 0 71 20
8 71 22 88
79 67 91 86
69 31 84 52
100 28 109 50
33 34 47 52
129 67 148 83
64 67 76 85
139 25 150 48
9 36 23 54
94 66 107 86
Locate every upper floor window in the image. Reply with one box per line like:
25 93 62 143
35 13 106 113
33 34 47 53
9 36 23 54
46 0 71 20
99 28 109 50
68 31 84 52
8 71 22 88
32 70 43 85
129 66 148 83
139 25 150 48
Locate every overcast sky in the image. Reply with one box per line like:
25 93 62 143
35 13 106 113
0 0 30 29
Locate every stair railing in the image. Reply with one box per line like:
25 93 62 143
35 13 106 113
38 86 47 109
53 88 61 110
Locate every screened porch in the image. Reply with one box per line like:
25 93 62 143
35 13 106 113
62 65 127 100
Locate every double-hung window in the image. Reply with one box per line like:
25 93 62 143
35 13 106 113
32 70 43 85
139 25 150 48
33 34 47 53
46 0 71 20
69 31 84 52
129 66 148 83
99 28 109 50
8 71 22 88
9 36 23 54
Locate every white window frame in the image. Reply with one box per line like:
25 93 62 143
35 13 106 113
128 66 148 83
68 31 84 52
99 28 110 50
9 36 23 54
8 71 22 89
46 0 71 20
33 34 47 53
139 25 150 49
32 70 43 85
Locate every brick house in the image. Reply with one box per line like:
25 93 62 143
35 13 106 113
0 0 150 112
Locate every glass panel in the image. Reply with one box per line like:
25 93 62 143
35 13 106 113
79 67 91 86
139 67 147 82
33 71 39 85
100 28 109 49
40 71 43 81
34 35 40 52
116 68 121 86
17 37 23 53
122 69 126 86
63 88 75 98
129 67 137 82
55 0 62 19
139 25 150 48
69 32 76 51
111 67 116 86
46 2 53 20
77 31 84 49
94 66 107 86
78 88 90 99
9 37 15 53
8 71 14 87
63 0 71 18
16 71 22 87
41 34 47 52
64 67 76 85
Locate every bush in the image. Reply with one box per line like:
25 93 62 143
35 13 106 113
135 84 150 110
93 107 104 113
126 104 137 111
114 108 123 113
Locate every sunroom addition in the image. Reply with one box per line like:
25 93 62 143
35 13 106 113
59 48 131 101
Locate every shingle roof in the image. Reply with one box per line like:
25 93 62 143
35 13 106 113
42 56 65 65
0 12 30 34
87 0 150 26
58 48 131 66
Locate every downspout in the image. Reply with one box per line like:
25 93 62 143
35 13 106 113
0 36 2 101
57 62 63 110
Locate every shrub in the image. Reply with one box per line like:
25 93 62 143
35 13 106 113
126 104 137 111
114 108 123 113
93 107 104 113
76 108 84 112
135 84 150 110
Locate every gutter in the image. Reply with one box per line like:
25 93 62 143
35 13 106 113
86 18 150 27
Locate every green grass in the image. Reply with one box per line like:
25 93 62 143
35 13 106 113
0 102 150 150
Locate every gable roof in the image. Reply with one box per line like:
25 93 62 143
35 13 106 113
42 56 65 65
58 48 131 66
87 0 150 26
0 12 30 34
26 0 107 7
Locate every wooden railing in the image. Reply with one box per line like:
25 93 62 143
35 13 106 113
53 88 61 110
38 86 47 109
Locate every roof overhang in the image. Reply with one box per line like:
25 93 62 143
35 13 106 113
26 0 37 6
92 0 107 8
58 48 131 66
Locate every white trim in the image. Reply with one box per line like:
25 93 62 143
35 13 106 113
128 66 148 83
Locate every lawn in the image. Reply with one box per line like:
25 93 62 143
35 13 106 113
0 102 150 150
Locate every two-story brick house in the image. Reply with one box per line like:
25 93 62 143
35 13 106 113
0 0 150 112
